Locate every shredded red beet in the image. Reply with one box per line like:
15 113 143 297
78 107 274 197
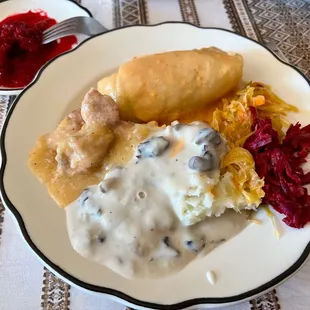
244 108 310 228
0 11 77 88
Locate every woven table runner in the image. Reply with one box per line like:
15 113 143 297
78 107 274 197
0 0 309 309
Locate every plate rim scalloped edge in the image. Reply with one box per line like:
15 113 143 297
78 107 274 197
0 0 93 92
0 22 310 310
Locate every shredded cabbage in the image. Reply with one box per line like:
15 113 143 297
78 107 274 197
221 147 264 207
211 81 297 208
263 206 280 239
237 82 298 138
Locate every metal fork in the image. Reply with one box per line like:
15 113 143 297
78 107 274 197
42 16 107 44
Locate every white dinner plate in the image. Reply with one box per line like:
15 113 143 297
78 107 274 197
1 23 310 309
0 0 92 96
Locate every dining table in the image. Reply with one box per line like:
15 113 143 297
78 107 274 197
0 0 309 309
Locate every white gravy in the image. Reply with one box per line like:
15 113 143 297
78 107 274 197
66 122 248 279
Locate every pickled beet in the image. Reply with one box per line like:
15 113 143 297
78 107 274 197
244 108 310 229
0 11 77 88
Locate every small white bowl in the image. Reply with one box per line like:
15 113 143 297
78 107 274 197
0 0 91 96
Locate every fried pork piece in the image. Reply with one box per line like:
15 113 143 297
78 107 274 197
81 88 119 127
47 88 120 175
47 108 85 149
28 87 158 207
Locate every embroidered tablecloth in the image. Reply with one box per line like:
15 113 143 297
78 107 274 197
0 0 309 309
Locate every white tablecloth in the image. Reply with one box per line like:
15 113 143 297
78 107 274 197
0 0 309 309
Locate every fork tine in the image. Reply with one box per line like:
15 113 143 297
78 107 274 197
42 17 78 35
43 24 76 41
43 22 76 37
42 16 107 44
43 30 78 44
42 28 77 44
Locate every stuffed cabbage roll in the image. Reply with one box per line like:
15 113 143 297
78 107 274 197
97 47 243 123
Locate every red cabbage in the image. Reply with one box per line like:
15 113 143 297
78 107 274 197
244 109 310 228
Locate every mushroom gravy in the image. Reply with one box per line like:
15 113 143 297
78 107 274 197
66 122 248 278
